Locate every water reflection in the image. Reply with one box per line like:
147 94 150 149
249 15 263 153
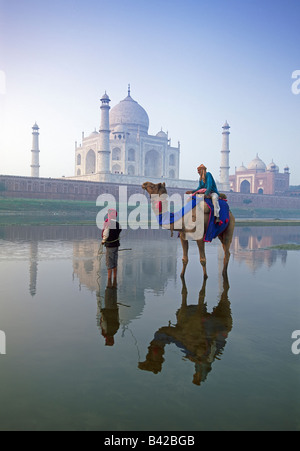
0 225 299 430
139 277 232 386
0 225 300 298
72 230 178 325
97 286 120 346
231 226 300 272
29 242 38 297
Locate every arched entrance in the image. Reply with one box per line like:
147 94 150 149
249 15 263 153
240 180 251 194
112 148 121 161
128 165 135 175
112 164 121 174
86 149 96 174
144 149 161 177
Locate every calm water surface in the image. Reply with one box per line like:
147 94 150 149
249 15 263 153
0 225 299 431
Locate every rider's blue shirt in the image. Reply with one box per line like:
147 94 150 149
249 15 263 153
192 172 220 196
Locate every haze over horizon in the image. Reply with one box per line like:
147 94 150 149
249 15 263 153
0 0 299 185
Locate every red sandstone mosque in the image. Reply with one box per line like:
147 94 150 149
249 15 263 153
218 121 290 195
229 155 290 195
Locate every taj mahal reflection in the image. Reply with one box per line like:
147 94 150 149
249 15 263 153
11 225 298 301
72 229 179 329
0 224 298 299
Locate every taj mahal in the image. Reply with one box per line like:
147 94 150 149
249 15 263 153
68 86 194 189
28 86 290 195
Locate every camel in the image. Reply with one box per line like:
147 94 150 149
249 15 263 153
142 181 235 279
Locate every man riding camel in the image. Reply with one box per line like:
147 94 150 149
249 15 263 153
186 164 220 223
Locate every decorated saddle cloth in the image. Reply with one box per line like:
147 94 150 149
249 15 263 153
204 198 230 242
157 195 202 226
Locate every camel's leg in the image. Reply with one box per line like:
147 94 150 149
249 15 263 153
222 243 230 276
180 233 189 278
218 233 231 276
218 213 235 276
196 239 208 279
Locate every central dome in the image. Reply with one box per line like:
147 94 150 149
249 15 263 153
110 92 149 134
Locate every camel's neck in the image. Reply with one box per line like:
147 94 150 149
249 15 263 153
151 197 169 216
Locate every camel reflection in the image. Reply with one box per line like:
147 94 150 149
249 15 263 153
139 277 232 385
97 286 120 346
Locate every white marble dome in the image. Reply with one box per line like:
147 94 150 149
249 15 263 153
110 93 149 134
248 154 266 172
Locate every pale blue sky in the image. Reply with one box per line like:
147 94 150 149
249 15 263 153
0 0 299 184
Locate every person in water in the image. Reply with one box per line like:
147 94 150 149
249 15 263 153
101 209 122 286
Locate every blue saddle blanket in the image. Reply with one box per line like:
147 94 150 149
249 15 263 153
157 195 202 226
204 198 230 242
157 196 230 242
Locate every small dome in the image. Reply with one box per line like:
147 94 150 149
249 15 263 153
101 92 110 102
236 163 247 172
156 129 167 138
248 154 266 172
267 160 279 172
89 129 99 137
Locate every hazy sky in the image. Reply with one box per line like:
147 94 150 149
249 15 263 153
0 0 299 184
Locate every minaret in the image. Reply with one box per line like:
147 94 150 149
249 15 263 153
220 121 230 191
98 92 111 173
31 122 40 178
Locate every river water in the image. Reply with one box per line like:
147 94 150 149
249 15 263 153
0 224 299 431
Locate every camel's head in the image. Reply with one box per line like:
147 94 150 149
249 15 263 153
142 181 167 196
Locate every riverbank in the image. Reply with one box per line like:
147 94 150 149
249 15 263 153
0 198 96 225
0 197 300 226
235 219 300 227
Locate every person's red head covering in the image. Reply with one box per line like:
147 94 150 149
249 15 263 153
108 209 117 220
